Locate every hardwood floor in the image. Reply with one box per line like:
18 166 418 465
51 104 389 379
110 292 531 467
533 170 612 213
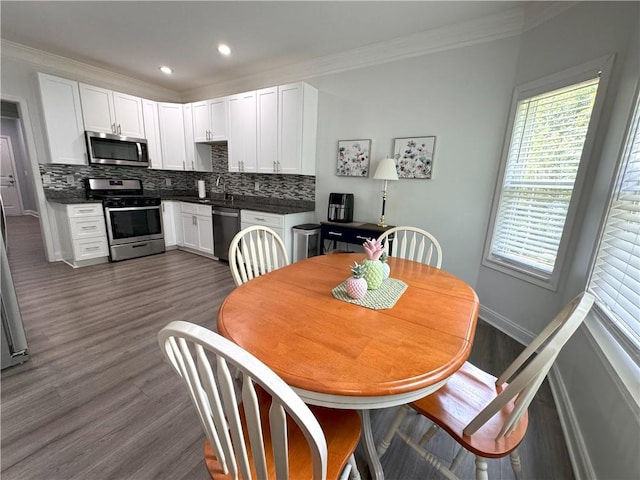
1 215 574 480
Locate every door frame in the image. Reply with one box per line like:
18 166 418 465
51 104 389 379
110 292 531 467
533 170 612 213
0 135 25 215
1 94 56 262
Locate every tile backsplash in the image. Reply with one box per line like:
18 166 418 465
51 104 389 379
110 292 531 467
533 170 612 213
40 144 316 201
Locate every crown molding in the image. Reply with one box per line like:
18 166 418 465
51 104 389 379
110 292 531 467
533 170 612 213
1 40 181 102
523 1 580 32
2 3 543 103
183 5 526 101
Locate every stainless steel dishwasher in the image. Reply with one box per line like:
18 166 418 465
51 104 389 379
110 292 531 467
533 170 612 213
212 206 240 261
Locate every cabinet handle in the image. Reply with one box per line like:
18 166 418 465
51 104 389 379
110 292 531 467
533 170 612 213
78 209 94 213
183 161 186 170
277 161 281 172
329 231 343 236
273 161 277 172
85 246 100 251
255 217 266 222
81 226 97 230
355 235 369 240
118 124 122 135
192 161 195 170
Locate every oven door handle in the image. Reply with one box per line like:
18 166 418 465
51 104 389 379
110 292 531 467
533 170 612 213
105 206 161 213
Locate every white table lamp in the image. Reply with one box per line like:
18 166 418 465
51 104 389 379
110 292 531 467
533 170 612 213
373 157 399 227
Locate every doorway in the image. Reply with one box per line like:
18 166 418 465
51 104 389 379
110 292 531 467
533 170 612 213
1 136 24 215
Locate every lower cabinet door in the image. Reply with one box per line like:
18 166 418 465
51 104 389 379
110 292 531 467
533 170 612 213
181 214 199 249
197 214 214 255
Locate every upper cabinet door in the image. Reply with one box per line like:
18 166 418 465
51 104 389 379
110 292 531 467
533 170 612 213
257 87 278 173
112 92 145 138
193 98 228 142
278 82 317 175
79 84 145 138
79 83 115 134
142 99 163 170
158 102 187 171
37 73 86 165
208 97 228 141
192 101 210 142
227 91 257 173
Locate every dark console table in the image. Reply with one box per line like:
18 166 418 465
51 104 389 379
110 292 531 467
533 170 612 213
320 221 395 254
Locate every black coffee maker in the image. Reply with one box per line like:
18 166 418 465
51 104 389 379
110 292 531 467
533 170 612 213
327 193 354 223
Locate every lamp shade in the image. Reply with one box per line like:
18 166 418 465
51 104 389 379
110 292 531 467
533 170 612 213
373 157 399 181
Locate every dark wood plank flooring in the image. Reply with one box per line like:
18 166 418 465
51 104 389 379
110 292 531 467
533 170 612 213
1 215 574 479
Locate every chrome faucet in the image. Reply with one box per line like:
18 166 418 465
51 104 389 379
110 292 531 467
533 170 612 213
215 176 232 201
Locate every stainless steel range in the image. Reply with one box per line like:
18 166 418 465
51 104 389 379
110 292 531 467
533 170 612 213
86 178 164 262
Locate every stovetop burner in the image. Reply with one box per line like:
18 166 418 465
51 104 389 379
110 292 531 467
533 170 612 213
85 178 160 207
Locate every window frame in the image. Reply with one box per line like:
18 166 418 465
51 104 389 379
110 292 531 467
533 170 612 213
587 80 640 363
483 55 614 290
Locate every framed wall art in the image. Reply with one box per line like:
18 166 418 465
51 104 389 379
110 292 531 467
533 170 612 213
336 139 371 177
393 136 436 179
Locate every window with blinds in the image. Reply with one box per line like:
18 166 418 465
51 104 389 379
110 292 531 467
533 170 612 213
489 77 600 278
589 91 640 349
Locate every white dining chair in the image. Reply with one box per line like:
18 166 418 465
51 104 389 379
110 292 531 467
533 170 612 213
158 321 361 479
229 225 289 287
377 226 442 268
377 292 595 480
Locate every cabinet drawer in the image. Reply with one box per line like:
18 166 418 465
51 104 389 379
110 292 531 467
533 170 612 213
67 203 103 217
69 216 106 239
241 210 283 229
181 202 211 216
322 225 371 245
73 238 109 260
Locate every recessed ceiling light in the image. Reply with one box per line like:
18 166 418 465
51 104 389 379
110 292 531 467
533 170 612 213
159 66 173 75
218 44 231 56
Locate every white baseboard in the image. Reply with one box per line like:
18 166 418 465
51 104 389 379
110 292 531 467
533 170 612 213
478 305 593 480
478 305 535 346
23 209 39 217
547 367 597 480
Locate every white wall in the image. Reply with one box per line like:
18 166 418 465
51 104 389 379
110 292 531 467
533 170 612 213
474 3 640 479
312 37 520 286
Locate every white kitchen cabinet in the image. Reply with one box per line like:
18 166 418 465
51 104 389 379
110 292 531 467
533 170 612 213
161 201 180 248
227 91 257 173
278 82 318 175
257 87 279 173
142 99 163 170
158 102 187 171
193 97 228 142
37 73 86 165
180 203 214 256
50 202 109 267
79 83 145 138
254 82 318 175
184 104 213 172
240 209 315 261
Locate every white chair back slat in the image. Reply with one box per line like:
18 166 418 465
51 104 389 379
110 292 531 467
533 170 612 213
170 337 232 475
377 226 442 268
216 355 251 480
196 345 236 475
464 293 595 440
157 321 328 479
241 375 268 479
269 402 290 479
229 226 290 287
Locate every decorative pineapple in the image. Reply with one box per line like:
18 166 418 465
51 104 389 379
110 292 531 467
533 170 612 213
346 262 368 299
363 238 384 290
380 251 390 280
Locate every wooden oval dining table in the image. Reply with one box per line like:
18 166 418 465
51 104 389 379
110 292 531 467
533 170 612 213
217 253 479 479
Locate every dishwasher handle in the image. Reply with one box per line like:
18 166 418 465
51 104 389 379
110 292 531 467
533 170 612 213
213 209 239 218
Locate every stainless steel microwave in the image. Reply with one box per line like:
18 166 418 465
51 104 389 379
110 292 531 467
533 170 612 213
85 131 149 167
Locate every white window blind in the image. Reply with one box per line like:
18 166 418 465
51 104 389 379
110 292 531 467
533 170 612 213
589 92 640 348
490 77 600 276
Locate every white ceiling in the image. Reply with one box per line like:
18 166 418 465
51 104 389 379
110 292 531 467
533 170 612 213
1 1 526 95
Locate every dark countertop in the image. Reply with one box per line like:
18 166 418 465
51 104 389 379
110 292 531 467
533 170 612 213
46 192 315 215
